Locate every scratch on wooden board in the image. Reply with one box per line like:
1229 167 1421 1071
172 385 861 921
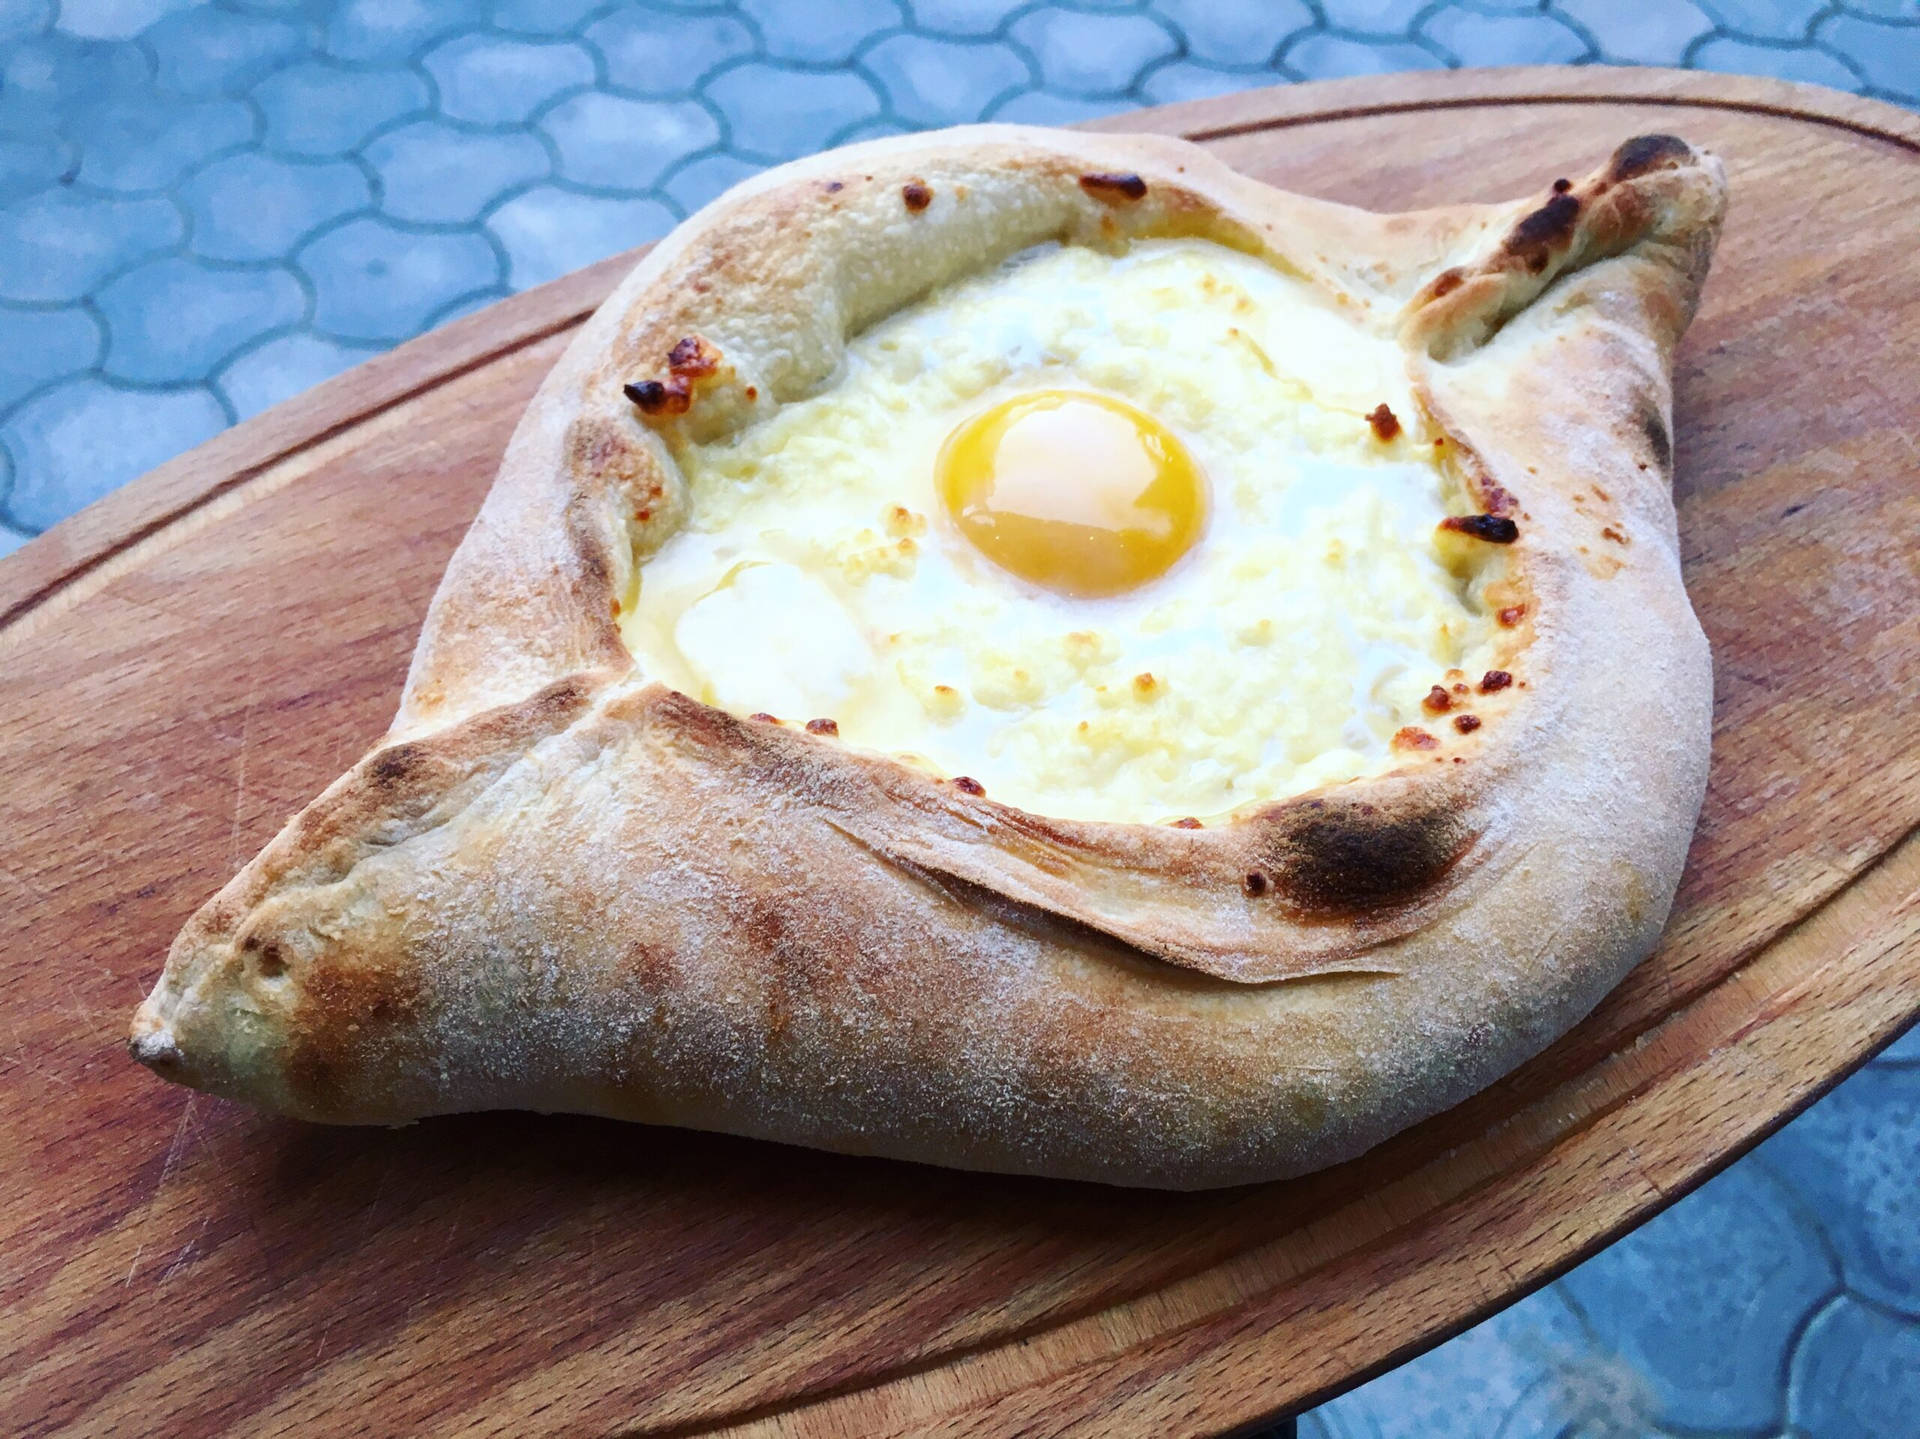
226 680 260 872
160 1215 211 1285
123 1243 145 1288
6 1022 75 1088
63 973 113 1027
154 1094 197 1198
0 858 43 909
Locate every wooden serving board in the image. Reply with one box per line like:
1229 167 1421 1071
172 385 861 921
5 67 1919 1439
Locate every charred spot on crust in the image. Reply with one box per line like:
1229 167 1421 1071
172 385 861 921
240 931 289 979
1243 871 1268 897
1422 685 1453 714
1427 267 1465 300
1171 817 1203 829
805 717 838 735
286 953 426 1110
902 180 932 212
567 414 657 486
1394 726 1439 751
1453 713 1482 734
1079 171 1147 203
1260 797 1472 919
1552 177 1572 194
1480 483 1517 519
367 743 426 789
571 519 613 591
1498 604 1527 628
1504 190 1582 274
1638 403 1673 471
541 674 597 716
952 775 986 796
1367 403 1401 442
749 712 780 723
1601 525 1629 545
1608 134 1692 183
1479 669 1513 693
1439 513 1520 544
824 180 844 193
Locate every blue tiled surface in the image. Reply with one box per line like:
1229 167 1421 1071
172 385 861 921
0 3 1915 1433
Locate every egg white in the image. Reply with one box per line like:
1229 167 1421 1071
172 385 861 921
619 238 1502 824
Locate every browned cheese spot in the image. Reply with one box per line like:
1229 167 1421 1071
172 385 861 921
1427 267 1464 299
952 775 986 796
1601 525 1629 545
1439 513 1520 544
902 179 932 212
622 379 674 413
1479 669 1513 693
805 717 839 735
1367 402 1401 442
1078 171 1148 203
1453 713 1482 734
1451 682 1469 696
1394 726 1439 750
1498 605 1526 628
625 335 723 416
667 335 719 376
1422 685 1453 714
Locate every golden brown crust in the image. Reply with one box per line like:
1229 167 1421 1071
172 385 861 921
131 125 1725 1188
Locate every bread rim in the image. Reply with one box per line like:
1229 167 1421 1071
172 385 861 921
131 125 1725 1189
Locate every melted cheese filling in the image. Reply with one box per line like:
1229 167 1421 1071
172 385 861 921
620 239 1501 824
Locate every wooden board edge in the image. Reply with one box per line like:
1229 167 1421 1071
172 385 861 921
1083 64 1920 151
684 819 1920 1438
4 67 1917 1437
5 68 1915 635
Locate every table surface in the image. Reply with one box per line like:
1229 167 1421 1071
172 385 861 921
2 8 1919 1438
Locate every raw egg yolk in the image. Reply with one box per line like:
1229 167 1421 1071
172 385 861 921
936 390 1205 597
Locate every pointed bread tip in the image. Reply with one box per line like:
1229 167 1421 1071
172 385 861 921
129 1016 182 1069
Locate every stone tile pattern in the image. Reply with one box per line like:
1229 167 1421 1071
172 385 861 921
1 0 1916 1431
6 0 1917 548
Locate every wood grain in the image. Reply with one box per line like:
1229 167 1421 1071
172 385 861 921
4 68 1918 1439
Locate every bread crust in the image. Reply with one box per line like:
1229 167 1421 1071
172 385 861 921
131 126 1725 1188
